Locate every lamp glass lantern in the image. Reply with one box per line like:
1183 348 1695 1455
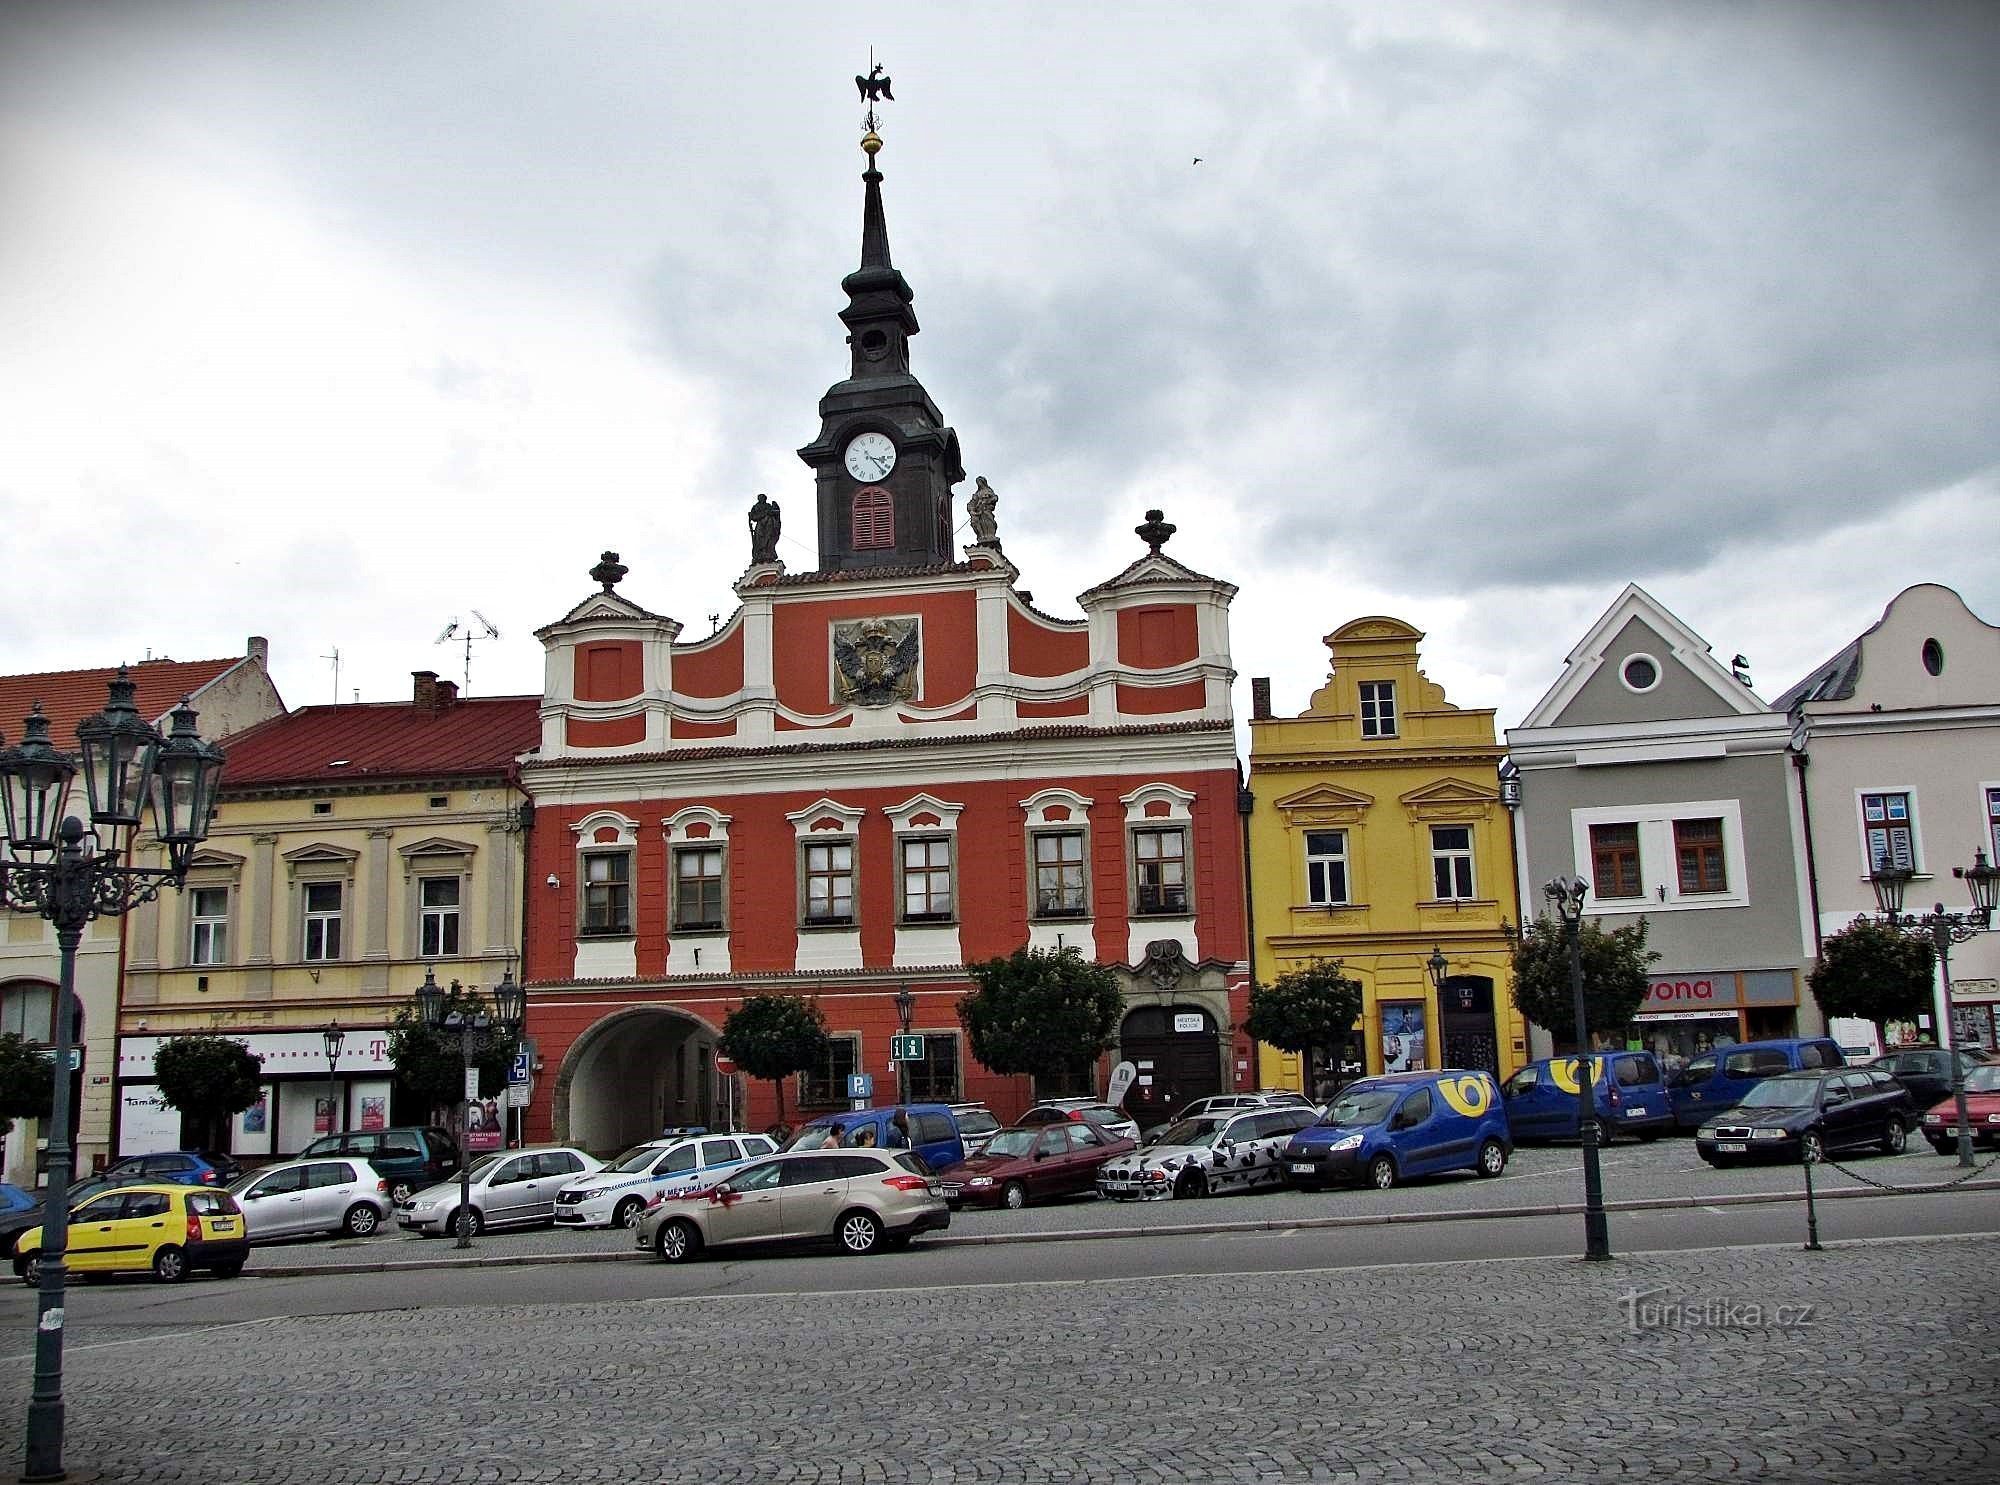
322 1024 346 1063
0 705 78 854
1867 855 1913 918
75 667 162 837
1956 848 1998 922
1425 945 1449 993
149 698 226 870
414 966 447 1030
491 970 526 1031
894 986 915 1032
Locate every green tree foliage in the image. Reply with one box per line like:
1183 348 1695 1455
387 982 520 1123
1809 916 1936 1045
1510 914 1659 1047
957 946 1125 1087
0 1031 56 1137
152 1034 264 1152
1245 962 1365 1075
719 994 829 1127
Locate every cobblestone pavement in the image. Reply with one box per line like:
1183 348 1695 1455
241 1138 2000 1273
7 1236 1994 1482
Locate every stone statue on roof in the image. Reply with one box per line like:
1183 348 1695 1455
748 494 781 566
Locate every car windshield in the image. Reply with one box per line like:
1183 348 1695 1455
1738 1079 1818 1110
981 1129 1040 1159
1149 1118 1229 1149
1319 1089 1400 1127
462 1154 505 1182
609 1144 670 1173
788 1124 852 1151
957 1111 1000 1136
1963 1066 2000 1094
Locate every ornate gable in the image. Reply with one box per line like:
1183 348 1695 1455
1272 782 1376 826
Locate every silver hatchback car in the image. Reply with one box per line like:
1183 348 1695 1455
398 1147 603 1237
635 1149 949 1262
229 1157 392 1241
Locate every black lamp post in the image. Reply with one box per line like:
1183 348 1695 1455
1544 875 1612 1261
414 965 525 1248
1868 849 1997 1168
894 984 915 1105
0 675 225 1483
1425 944 1449 996
322 1023 345 1137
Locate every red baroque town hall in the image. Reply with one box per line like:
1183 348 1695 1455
519 125 1247 1147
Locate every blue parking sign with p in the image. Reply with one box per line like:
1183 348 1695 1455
846 1072 873 1100
509 1051 531 1085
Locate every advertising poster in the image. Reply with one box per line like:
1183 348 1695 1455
1379 1001 1429 1074
313 1097 333 1135
360 1096 387 1131
233 1088 273 1156
465 1098 504 1152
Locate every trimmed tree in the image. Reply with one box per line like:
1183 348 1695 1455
0 1031 56 1138
387 983 520 1125
1510 914 1658 1049
957 946 1125 1095
719 994 829 1130
1245 962 1364 1087
152 1034 264 1153
1809 916 1936 1047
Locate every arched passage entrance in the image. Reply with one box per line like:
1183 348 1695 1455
1118 1004 1223 1131
553 1006 721 1156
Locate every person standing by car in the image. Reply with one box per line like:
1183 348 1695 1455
887 1108 912 1148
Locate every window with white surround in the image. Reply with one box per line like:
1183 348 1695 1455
302 881 343 961
899 837 953 922
1132 826 1188 915
1359 680 1397 738
1305 830 1348 905
580 851 632 935
1033 831 1087 917
1567 801 1749 913
418 876 461 957
1590 823 1642 901
1987 787 2000 863
803 839 855 925
1430 826 1475 900
1860 790 1916 873
673 847 725 931
1673 818 1727 895
189 887 229 965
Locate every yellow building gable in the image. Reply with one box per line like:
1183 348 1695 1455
1247 617 1525 1093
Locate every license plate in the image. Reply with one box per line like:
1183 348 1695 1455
1716 1141 1747 1153
210 1219 236 1231
941 1184 961 1197
1623 1108 1644 1118
1289 1162 1315 1174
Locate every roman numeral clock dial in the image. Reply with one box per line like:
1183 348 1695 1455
843 431 897 481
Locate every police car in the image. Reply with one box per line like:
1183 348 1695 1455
552 1132 779 1229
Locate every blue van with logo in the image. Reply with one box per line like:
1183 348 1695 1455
787 1104 965 1172
1669 1037 1845 1129
1502 1052 1673 1142
1282 1070 1511 1190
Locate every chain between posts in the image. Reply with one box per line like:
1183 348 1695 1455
1815 1148 2000 1192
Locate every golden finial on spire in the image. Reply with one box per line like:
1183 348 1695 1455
856 49 892 154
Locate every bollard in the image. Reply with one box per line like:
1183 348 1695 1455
1801 1145 1823 1252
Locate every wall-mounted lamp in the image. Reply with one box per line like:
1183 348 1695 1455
545 873 560 888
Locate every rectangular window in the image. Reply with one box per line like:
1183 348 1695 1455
1590 823 1642 900
905 1033 961 1102
672 847 725 930
1861 791 1915 873
799 1036 860 1107
1359 680 1397 738
1132 826 1188 915
302 881 343 961
580 851 632 935
1032 831 1088 918
1988 787 1999 863
1430 826 1475 900
1673 817 1728 894
0 983 54 1042
1305 830 1348 905
803 840 855 925
189 887 229 965
418 876 461 957
899 837 953 922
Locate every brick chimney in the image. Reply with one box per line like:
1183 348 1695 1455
436 679 458 708
247 636 269 668
1250 677 1272 721
412 670 440 709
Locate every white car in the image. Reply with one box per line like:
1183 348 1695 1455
1096 1106 1319 1201
398 1147 603 1237
553 1133 779 1229
229 1156 393 1241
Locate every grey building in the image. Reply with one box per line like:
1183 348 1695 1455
1505 585 1817 1060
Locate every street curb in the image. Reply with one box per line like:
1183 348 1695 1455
242 1175 2000 1277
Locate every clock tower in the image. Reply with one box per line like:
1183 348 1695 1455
797 121 964 573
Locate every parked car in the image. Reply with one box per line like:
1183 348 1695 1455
1920 1063 2000 1153
636 1149 949 1262
1284 1071 1512 1190
0 1183 41 1260
1669 1037 1846 1129
14 1183 248 1284
554 1132 779 1228
1695 1068 1915 1166
1140 1091 1310 1140
1020 1098 1141 1143
227 1157 392 1241
298 1126 460 1204
1097 1104 1318 1200
788 1103 965 1171
939 1121 1136 1209
950 1103 1003 1156
1502 1052 1673 1142
1865 1046 1987 1113
98 1150 243 1187
397 1146 602 1236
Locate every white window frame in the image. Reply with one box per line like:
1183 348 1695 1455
302 880 344 962
1304 830 1349 906
418 875 462 958
1567 800 1749 914
188 886 230 966
1429 825 1476 901
898 835 955 923
1985 783 2000 866
1359 680 1398 739
1855 787 1921 877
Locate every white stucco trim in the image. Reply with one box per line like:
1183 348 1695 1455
1566 799 1750 914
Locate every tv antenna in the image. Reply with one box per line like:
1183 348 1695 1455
321 646 342 703
436 610 500 694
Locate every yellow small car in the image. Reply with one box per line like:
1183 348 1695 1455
15 1182 249 1284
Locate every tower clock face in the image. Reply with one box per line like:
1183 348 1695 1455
843 431 897 482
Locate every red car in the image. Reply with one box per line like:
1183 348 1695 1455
937 1122 1136 1210
1920 1063 2000 1153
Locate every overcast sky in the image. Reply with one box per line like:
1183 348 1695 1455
3 1 1995 740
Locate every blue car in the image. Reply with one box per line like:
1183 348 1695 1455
1502 1052 1673 1142
1668 1037 1846 1130
788 1104 965 1172
1283 1070 1511 1190
98 1150 243 1187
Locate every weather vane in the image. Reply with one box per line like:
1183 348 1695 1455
856 48 893 140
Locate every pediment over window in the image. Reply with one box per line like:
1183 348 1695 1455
398 835 477 863
186 848 247 872
785 797 865 838
1272 783 1375 826
280 842 360 867
1398 778 1497 822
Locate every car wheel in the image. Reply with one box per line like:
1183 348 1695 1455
1367 1155 1397 1191
19 1255 42 1287
1173 1168 1209 1201
389 1181 415 1204
613 1197 646 1230
1001 1181 1028 1211
1880 1121 1908 1156
837 1210 883 1255
1800 1131 1825 1165
451 1206 483 1239
212 1259 245 1279
152 1245 189 1283
1476 1139 1507 1178
342 1203 381 1237
653 1219 701 1264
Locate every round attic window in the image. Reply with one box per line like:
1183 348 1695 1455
1922 638 1944 676
1620 655 1660 693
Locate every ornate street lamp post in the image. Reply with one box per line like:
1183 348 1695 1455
1425 944 1449 997
322 1023 346 1137
894 984 915 1106
1544 875 1612 1261
413 966 526 1249
0 675 225 1483
1868 849 1997 1169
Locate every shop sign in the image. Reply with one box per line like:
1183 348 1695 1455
1172 1013 1206 1033
118 1030 395 1077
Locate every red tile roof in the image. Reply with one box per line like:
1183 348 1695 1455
0 658 243 750
218 697 542 789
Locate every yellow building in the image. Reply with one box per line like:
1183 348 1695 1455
1246 618 1525 1093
